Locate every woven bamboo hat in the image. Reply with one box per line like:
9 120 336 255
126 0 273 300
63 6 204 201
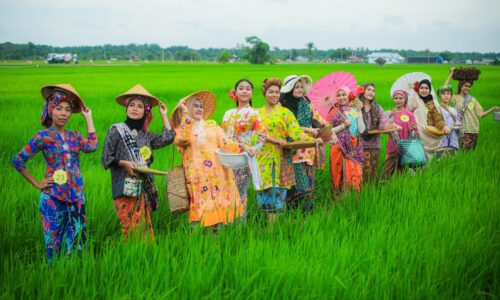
41 84 85 113
116 84 160 107
170 90 216 128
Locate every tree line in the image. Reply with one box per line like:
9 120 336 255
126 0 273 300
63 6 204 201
1 37 499 64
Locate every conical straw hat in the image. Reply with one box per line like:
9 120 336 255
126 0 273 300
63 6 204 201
169 90 216 128
116 84 160 107
41 84 85 113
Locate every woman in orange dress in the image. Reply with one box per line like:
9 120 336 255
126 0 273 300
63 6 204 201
171 91 254 228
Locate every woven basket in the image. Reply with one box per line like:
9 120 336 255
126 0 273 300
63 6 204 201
166 166 190 214
319 124 332 142
452 68 481 81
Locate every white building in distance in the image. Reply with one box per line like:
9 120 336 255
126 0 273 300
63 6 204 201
367 52 405 64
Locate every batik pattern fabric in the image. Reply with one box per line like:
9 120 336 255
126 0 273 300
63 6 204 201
256 104 314 191
113 194 154 239
39 192 86 261
101 125 175 200
221 105 265 209
285 98 326 209
381 151 402 181
362 148 380 183
451 94 484 134
411 96 443 159
460 133 478 151
438 105 461 150
326 108 364 197
13 128 98 203
174 114 244 227
386 109 418 155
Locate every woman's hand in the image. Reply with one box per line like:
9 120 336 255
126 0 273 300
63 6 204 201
331 133 339 144
444 126 451 135
159 102 168 117
450 67 455 74
305 127 320 136
315 137 324 145
242 145 256 156
344 119 352 127
81 106 92 119
267 137 287 147
119 160 136 176
36 177 54 190
178 100 188 113
354 99 363 111
412 100 418 111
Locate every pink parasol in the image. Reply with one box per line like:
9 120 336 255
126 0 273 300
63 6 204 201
307 71 358 119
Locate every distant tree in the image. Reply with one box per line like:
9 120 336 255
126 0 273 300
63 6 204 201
218 50 232 63
291 49 299 61
492 58 500 66
242 36 271 64
306 42 315 62
439 51 454 62
375 58 386 66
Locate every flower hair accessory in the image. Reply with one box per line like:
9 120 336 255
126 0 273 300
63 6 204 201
413 81 420 92
144 103 152 116
228 89 238 102
357 86 365 96
348 91 357 101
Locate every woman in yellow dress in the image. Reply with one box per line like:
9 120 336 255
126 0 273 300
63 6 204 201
171 91 254 228
256 78 322 221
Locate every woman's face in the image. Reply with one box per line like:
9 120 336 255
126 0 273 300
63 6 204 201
440 91 452 104
189 98 204 121
292 80 305 98
265 85 281 106
394 95 406 109
336 89 349 106
51 101 72 127
461 82 472 95
236 81 253 104
363 85 375 101
419 84 430 97
127 99 145 120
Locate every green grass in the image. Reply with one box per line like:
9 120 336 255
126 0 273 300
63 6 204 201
0 63 499 299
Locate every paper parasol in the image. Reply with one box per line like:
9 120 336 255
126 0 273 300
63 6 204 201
307 71 358 119
390 72 438 110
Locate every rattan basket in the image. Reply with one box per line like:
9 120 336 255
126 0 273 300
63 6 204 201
452 68 481 81
166 166 190 214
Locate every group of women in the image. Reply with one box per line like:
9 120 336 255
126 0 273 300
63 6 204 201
12 68 499 261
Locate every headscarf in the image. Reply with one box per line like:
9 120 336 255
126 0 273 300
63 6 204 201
40 90 74 127
335 86 352 109
186 97 206 147
417 79 434 103
124 96 152 132
392 90 409 107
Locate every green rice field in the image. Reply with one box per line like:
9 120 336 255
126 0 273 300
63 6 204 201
0 62 499 299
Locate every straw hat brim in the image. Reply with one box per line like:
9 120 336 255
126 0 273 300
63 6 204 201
281 75 313 94
169 90 216 128
116 84 160 107
41 84 85 113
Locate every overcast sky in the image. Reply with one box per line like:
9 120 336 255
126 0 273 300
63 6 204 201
1 0 499 52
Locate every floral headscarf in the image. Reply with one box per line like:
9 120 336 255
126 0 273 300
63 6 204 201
40 91 73 127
